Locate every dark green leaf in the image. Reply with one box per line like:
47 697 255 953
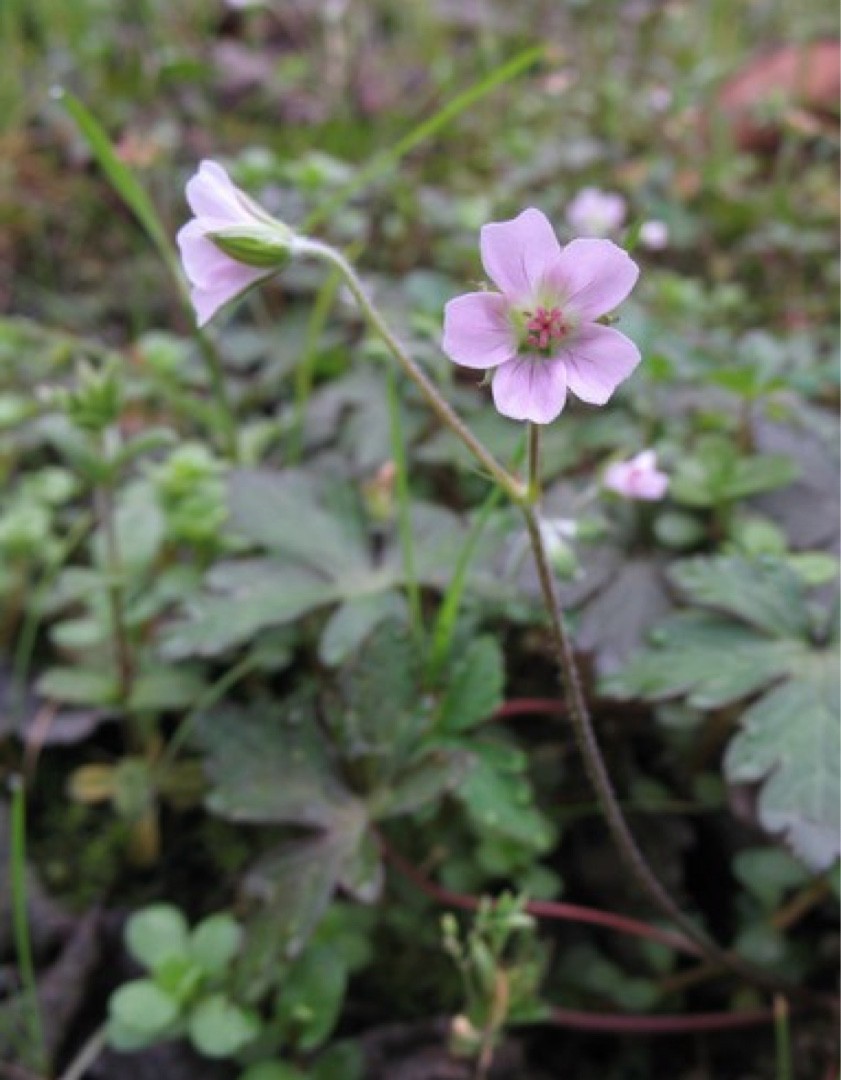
318 592 407 667
438 637 504 733
275 944 347 1052
227 470 369 577
457 743 554 852
198 701 357 827
725 661 840 870
333 621 422 763
374 750 469 819
670 556 812 639
603 611 799 708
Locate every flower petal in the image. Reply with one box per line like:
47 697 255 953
491 357 567 424
604 454 668 500
546 238 639 320
177 220 241 288
480 208 562 302
442 291 517 370
185 160 249 224
190 266 265 326
561 325 641 405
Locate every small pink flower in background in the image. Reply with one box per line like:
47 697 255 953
565 188 627 237
639 220 669 251
177 160 288 327
442 208 640 424
603 450 669 501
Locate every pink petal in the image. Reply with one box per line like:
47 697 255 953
491 357 567 424
561 325 641 405
546 238 639 321
185 161 249 224
633 450 657 472
190 270 262 326
480 208 562 302
442 291 517 370
604 456 668 500
177 220 241 288
637 472 669 499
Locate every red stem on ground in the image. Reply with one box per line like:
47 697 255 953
378 834 703 958
549 1005 776 1035
494 698 566 720
377 838 783 1038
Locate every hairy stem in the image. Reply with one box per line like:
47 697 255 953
298 239 526 503
520 501 802 996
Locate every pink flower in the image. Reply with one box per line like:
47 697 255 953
603 450 669 501
639 220 669 250
565 188 627 237
177 161 289 327
442 208 640 424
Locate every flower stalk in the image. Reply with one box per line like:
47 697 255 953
297 237 526 504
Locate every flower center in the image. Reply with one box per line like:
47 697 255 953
523 306 568 353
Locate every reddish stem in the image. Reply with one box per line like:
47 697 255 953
379 834 702 958
549 1005 776 1035
494 698 566 720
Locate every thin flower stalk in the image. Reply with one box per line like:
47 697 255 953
295 237 526 503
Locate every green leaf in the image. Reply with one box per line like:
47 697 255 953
54 90 178 278
671 436 798 507
197 699 358 827
125 905 190 972
670 556 812 639
127 668 205 711
732 848 811 909
162 566 338 658
190 914 244 976
188 994 260 1058
332 621 422 764
606 555 839 869
240 822 371 973
227 470 370 578
458 742 554 851
318 592 407 667
108 979 179 1035
275 944 347 1052
603 611 800 708
438 637 504 733
726 664 840 870
374 750 469 819
106 1016 160 1052
36 666 117 706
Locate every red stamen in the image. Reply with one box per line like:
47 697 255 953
525 305 567 351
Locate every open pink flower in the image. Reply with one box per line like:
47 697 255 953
442 208 640 424
603 450 668 500
177 161 282 326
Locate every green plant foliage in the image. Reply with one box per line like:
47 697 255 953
274 944 347 1052
437 636 505 733
188 993 260 1058
670 435 799 508
108 979 180 1049
126 904 190 971
605 556 839 869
